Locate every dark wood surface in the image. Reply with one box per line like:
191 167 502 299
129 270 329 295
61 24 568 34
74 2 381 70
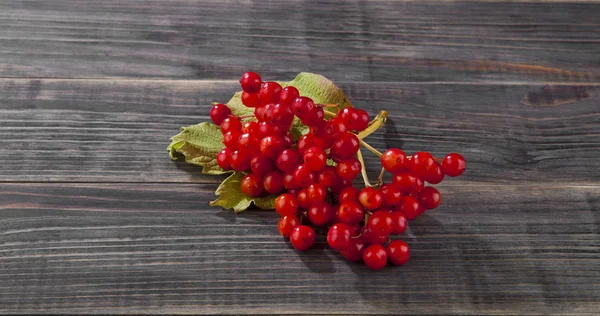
1 1 599 314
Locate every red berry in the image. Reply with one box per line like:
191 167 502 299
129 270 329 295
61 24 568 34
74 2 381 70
339 107 357 128
293 164 316 188
216 148 232 170
241 91 260 107
230 150 251 171
296 188 311 209
338 186 359 203
380 183 403 208
254 105 267 122
275 193 298 216
442 153 466 177
303 147 327 171
337 201 364 225
301 106 325 127
282 133 294 147
424 162 445 184
419 186 441 210
269 103 294 128
327 223 352 250
259 82 282 104
410 152 435 178
397 196 424 220
317 166 338 188
259 136 286 158
283 173 299 190
210 103 232 125
278 215 299 237
291 97 315 119
240 72 262 93
324 116 348 139
336 157 361 180
238 133 261 155
276 149 302 173
353 109 370 131
340 237 365 262
241 121 259 134
257 121 282 138
362 228 388 245
387 240 410 265
380 148 408 173
390 212 408 234
297 133 326 154
308 201 335 226
392 171 424 193
358 187 384 211
240 173 263 197
362 244 388 270
367 210 393 235
220 116 242 134
331 132 360 159
306 183 327 203
279 86 300 107
222 131 241 150
263 171 284 194
290 225 316 251
250 154 275 176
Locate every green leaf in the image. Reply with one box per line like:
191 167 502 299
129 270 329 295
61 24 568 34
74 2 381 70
210 172 277 213
167 122 230 175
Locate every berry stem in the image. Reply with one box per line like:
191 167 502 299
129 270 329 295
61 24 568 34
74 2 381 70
356 149 372 187
321 104 341 112
359 139 383 157
357 110 387 140
377 167 385 186
323 110 337 118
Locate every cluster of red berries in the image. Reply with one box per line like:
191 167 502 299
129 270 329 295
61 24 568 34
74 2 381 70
211 72 466 270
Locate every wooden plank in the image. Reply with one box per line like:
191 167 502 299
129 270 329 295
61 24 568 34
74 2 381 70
0 1 599 82
0 78 599 183
0 182 599 314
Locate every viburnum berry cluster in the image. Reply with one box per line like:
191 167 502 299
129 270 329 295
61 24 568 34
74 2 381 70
210 72 466 270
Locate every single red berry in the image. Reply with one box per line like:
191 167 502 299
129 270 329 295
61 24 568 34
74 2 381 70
254 105 267 122
240 173 263 197
337 201 364 225
442 153 466 177
269 103 294 128
230 150 251 171
216 148 232 170
241 91 260 107
308 201 335 226
259 136 286 158
297 133 326 154
424 162 445 184
240 72 262 93
336 157 361 180
275 193 298 217
279 86 300 107
283 173 299 190
278 215 299 237
396 196 424 220
331 132 360 159
276 149 302 173
241 121 259 134
222 131 241 150
301 106 325 127
392 171 424 194
257 121 282 138
358 187 384 211
340 237 365 262
367 210 393 235
238 133 261 155
353 109 370 131
390 212 408 235
282 133 293 147
387 240 410 265
327 223 352 250
259 82 282 104
296 188 311 209
410 152 435 178
363 244 388 270
317 166 338 188
290 225 316 251
419 186 441 210
338 186 360 203
250 154 275 176
324 116 349 139
361 228 389 245
303 147 327 171
210 103 232 125
293 164 316 188
291 97 315 119
306 183 327 203
380 148 409 173
220 116 242 134
263 171 284 194
339 107 357 129
380 183 403 208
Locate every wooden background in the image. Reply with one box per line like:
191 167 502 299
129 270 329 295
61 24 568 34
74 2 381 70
1 0 599 314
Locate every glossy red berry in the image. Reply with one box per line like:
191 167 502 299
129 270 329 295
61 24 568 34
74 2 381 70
210 103 232 125
419 186 441 210
240 173 263 197
241 91 260 107
222 131 241 150
327 223 352 250
238 133 261 155
263 171 284 194
339 107 357 128
367 210 393 235
282 133 294 147
390 212 408 235
275 193 299 217
257 121 282 138
392 171 424 194
279 86 300 107
276 149 302 173
293 164 316 187
337 201 364 225
259 136 286 158
296 188 311 209
442 153 466 177
308 201 335 226
331 132 360 159
216 148 232 170
230 150 251 171
241 122 259 135
250 154 275 176
317 166 338 188
358 187 384 211
362 244 388 270
338 186 359 203
324 116 348 139
283 173 299 190
259 82 282 104
297 133 326 154
424 162 445 184
303 147 327 171
278 215 299 237
306 183 327 203
353 109 370 131
381 148 408 173
290 225 316 251
291 97 315 119
361 228 388 245
397 196 424 220
410 152 435 178
240 72 262 93
379 184 403 208
269 103 294 128
387 240 410 265
340 237 365 262
220 116 242 134
336 157 361 180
